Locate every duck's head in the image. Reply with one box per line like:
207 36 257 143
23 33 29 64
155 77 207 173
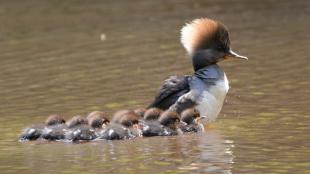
86 111 110 128
159 111 180 130
144 108 163 121
66 116 88 128
45 114 66 126
181 18 248 71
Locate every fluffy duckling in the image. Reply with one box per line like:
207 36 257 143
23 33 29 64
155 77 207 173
133 108 146 118
65 116 96 141
143 108 163 121
141 110 181 137
179 108 205 133
87 111 110 129
97 110 141 140
41 114 67 141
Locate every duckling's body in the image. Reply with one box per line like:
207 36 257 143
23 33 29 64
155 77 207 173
19 114 66 141
97 110 141 140
179 108 204 133
65 116 96 141
41 114 67 141
141 110 181 137
143 108 162 121
19 124 45 141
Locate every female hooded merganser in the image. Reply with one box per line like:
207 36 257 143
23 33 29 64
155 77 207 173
97 110 142 140
41 114 67 141
148 18 247 123
65 116 97 141
143 108 163 121
179 108 205 133
141 110 181 137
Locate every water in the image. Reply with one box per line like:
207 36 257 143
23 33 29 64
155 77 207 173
0 0 309 173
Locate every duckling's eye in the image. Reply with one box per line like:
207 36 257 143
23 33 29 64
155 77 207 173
216 45 224 51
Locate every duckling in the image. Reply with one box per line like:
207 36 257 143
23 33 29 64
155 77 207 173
179 108 205 133
97 110 141 140
133 108 146 118
87 111 110 129
19 124 45 141
41 114 67 141
141 110 181 137
65 116 97 141
143 108 163 121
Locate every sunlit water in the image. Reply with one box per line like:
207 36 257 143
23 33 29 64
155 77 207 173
0 0 309 174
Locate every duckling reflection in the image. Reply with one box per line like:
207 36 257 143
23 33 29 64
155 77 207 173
97 110 142 140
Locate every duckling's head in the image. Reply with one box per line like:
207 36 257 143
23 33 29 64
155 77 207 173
159 111 180 130
118 112 140 128
88 114 110 129
45 114 66 126
133 108 146 118
111 110 133 124
86 111 108 120
86 111 110 128
144 108 163 121
66 116 88 128
181 18 248 71
181 108 201 125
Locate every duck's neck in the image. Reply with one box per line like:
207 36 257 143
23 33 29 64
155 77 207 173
192 49 225 72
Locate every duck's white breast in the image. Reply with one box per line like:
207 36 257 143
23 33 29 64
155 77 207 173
196 73 229 122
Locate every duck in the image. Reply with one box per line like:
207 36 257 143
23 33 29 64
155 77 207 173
148 18 247 123
97 110 142 140
19 124 45 141
65 116 96 141
41 114 67 141
141 110 181 137
179 108 205 133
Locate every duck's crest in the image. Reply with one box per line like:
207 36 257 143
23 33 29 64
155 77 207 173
180 18 219 56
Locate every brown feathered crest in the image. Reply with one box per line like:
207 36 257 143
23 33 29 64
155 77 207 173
180 18 229 56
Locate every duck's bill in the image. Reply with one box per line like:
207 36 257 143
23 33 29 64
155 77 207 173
195 115 208 123
225 50 248 60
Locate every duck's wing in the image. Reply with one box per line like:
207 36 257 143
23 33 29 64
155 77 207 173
148 75 190 110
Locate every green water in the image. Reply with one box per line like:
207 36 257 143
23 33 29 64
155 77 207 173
0 0 309 173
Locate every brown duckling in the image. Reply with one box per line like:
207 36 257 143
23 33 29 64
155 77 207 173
65 116 96 141
141 110 181 137
20 114 66 141
179 108 205 133
86 111 110 129
41 114 67 141
97 110 141 140
143 108 163 121
133 108 146 118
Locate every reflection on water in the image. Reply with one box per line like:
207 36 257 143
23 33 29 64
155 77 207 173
17 131 233 174
0 0 309 174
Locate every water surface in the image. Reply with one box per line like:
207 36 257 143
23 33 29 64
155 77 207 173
0 0 309 174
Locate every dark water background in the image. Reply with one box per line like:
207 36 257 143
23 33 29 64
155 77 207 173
0 0 309 173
